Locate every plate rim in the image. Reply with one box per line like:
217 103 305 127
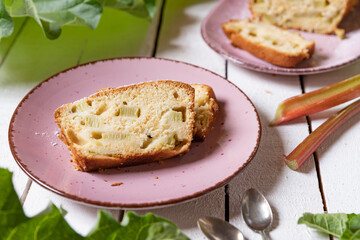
201 0 360 75
8 56 262 209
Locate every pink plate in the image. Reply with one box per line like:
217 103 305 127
9 57 261 209
202 0 360 75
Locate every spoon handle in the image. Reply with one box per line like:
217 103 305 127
260 230 268 240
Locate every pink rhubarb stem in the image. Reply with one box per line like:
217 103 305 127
271 74 360 126
285 99 360 170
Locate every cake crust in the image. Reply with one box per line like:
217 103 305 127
222 19 315 67
191 84 219 141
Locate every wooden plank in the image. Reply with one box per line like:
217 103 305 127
155 0 225 74
227 65 327 239
135 0 226 239
303 60 360 214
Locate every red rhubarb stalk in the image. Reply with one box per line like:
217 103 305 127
285 99 360 170
271 74 360 126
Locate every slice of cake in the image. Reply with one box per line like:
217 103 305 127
222 19 315 67
248 0 358 38
98 84 220 141
54 80 195 172
191 84 219 141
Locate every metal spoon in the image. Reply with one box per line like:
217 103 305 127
197 216 244 240
241 188 273 240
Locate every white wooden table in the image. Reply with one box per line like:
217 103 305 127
1 0 360 239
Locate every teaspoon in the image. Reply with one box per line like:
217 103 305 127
241 188 273 240
197 216 244 240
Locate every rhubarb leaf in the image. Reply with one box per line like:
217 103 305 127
341 214 360 240
1 0 156 40
298 212 349 238
0 169 27 229
0 167 189 240
146 222 190 240
6 0 103 39
101 0 156 18
271 74 360 126
109 211 190 240
4 204 83 240
86 210 120 239
0 0 14 39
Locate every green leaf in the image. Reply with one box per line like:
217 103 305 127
341 214 360 240
102 0 156 18
4 204 83 240
147 222 190 240
0 169 28 229
3 0 155 39
298 212 349 238
109 211 190 240
0 167 188 240
0 0 14 39
86 210 121 239
7 0 103 39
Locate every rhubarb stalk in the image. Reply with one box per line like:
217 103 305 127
285 99 360 170
271 74 360 126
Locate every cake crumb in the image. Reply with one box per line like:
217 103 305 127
334 28 344 39
73 165 82 171
265 90 272 94
111 182 123 187
155 176 159 179
104 180 108 182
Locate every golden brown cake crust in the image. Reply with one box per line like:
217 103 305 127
54 80 195 172
222 20 315 67
191 84 219 141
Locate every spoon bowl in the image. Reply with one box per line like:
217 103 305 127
197 216 244 240
241 188 273 239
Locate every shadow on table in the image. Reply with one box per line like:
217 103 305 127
226 103 317 233
227 107 285 231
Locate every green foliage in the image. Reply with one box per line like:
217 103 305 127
0 168 189 240
341 214 360 240
0 0 13 38
0 169 28 229
298 212 360 239
108 212 190 240
0 0 155 40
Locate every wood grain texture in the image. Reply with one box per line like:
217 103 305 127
227 65 328 239
303 60 360 214
155 0 225 74
134 0 227 239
